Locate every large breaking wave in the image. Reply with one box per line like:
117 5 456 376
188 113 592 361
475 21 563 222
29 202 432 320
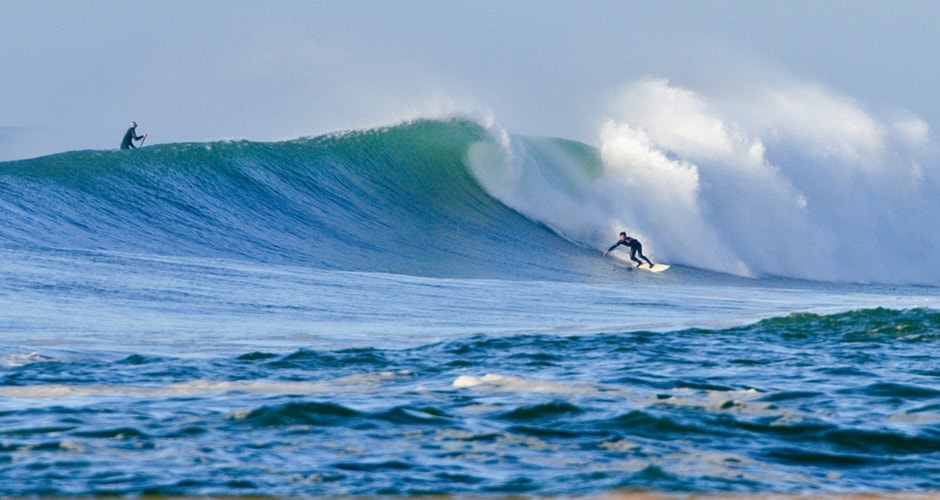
471 79 940 286
1 95 937 286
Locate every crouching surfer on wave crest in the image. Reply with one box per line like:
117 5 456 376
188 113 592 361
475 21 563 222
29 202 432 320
603 231 654 268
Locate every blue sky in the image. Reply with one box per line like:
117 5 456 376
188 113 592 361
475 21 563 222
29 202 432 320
2 0 939 160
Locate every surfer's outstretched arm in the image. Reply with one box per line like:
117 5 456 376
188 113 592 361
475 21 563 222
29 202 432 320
603 241 622 256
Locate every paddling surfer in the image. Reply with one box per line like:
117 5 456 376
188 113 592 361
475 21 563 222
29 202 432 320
121 121 147 149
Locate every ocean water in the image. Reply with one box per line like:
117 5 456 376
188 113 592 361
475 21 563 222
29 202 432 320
1 119 938 496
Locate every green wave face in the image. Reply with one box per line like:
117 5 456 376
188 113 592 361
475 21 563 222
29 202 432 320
0 120 602 281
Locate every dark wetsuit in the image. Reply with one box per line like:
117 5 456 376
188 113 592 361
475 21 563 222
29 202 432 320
121 127 143 149
607 237 654 267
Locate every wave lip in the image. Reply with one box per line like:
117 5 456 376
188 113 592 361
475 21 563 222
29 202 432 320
0 120 602 282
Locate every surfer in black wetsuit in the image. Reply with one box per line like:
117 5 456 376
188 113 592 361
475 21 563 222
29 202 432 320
120 121 146 149
604 231 654 268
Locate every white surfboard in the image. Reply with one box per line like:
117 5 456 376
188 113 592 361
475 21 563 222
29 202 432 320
632 263 670 273
609 255 670 273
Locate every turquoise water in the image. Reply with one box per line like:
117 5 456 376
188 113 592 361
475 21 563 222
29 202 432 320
0 120 938 495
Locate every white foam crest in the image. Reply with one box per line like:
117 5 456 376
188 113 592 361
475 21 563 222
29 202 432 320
0 351 58 367
452 374 808 424
466 78 940 284
609 79 764 166
596 120 751 275
0 372 410 399
452 373 601 395
609 79 940 284
598 79 839 278
749 83 888 165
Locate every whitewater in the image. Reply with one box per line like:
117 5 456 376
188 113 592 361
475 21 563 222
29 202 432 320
1 82 939 496
471 79 940 286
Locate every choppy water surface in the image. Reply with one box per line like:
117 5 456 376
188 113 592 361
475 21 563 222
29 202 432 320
1 249 938 496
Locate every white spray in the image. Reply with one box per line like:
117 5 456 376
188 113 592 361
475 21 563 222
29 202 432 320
468 79 940 286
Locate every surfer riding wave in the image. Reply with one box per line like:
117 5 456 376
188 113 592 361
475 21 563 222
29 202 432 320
604 231 654 268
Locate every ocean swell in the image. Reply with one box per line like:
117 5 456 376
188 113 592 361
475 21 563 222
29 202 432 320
1 112 937 286
0 120 598 282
